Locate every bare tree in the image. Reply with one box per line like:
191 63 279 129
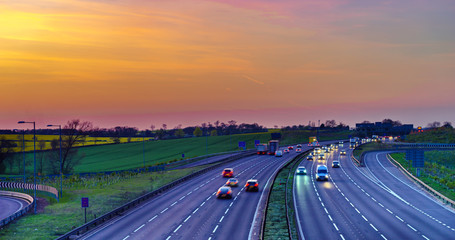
58 119 93 174
427 121 441 129
443 121 453 129
325 120 337 128
150 124 155 131
162 124 167 130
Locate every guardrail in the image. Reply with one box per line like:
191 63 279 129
0 191 34 227
0 182 59 200
386 154 455 209
55 150 255 240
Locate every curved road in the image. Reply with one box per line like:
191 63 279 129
294 146 455 240
0 196 29 220
79 144 316 240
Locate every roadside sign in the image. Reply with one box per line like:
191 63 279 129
254 140 260 146
81 197 89 208
238 141 246 148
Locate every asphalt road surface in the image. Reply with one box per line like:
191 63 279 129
79 144 315 240
294 145 455 240
0 196 29 221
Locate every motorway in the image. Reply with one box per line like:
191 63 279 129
0 196 29 220
79 144 315 240
294 145 455 240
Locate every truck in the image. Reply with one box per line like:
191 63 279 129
268 140 279 155
256 144 268 155
308 136 319 146
349 137 359 149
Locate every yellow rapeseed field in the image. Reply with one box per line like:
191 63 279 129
0 134 153 152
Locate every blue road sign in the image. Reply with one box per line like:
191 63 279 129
238 141 246 148
81 197 89 208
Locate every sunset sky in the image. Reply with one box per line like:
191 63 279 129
1 0 454 130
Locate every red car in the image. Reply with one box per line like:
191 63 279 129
222 168 234 178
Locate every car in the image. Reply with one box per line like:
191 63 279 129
245 179 259 192
324 148 330 153
288 146 294 150
314 148 321 154
332 161 340 168
307 154 314 161
316 165 329 181
296 148 302 152
222 168 234 178
340 150 346 155
296 166 307 175
318 154 325 160
283 149 290 153
296 144 302 148
225 178 239 187
275 150 283 157
216 186 233 199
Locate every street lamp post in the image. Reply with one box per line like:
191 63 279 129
18 121 36 214
47 124 63 200
142 132 145 168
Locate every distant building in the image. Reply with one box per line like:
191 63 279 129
355 122 413 137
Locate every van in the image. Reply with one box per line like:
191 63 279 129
316 165 329 181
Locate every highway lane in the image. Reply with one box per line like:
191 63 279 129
80 145 306 240
0 196 28 220
294 145 455 240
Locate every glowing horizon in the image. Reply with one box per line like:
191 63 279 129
1 0 454 130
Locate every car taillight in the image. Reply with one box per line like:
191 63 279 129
254 183 258 187
227 190 232 194
217 190 221 194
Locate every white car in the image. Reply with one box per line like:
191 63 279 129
275 150 283 157
316 165 329 181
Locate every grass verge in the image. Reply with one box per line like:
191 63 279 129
263 153 305 239
389 152 455 201
0 165 208 240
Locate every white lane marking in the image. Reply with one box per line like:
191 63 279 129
134 224 145 233
179 196 185 200
149 215 158 222
381 234 387 240
200 201 205 207
212 225 219 233
225 208 229 214
395 216 404 222
386 209 393 214
340 234 345 240
122 236 130 240
206 196 211 201
161 208 168 213
219 216 224 223
229 202 233 207
422 235 430 240
324 208 328 214
355 208 360 214
371 197 377 202
407 224 417 232
328 215 333 221
362 215 368 222
173 224 182 233
184 215 191 222
193 208 199 214
165 236 171 240
370 223 378 231
333 223 339 231
378 203 384 208
171 201 177 206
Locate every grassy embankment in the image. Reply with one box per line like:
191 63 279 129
0 166 206 240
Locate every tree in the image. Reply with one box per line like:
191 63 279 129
210 129 218 136
443 122 453 129
150 124 155 131
174 128 185 138
162 124 167 130
0 137 15 173
193 127 203 137
59 119 93 174
325 120 337 128
382 118 402 127
427 121 441 129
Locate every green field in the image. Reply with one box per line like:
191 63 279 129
3 130 352 176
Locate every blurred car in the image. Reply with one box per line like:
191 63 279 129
283 149 290 153
245 179 259 192
318 154 325 160
296 148 302 152
314 148 321 154
216 186 233 199
332 161 340 168
340 150 346 155
324 148 330 153
307 154 314 161
316 165 329 181
275 150 283 157
225 178 239 187
296 166 307 175
222 168 234 178
288 146 294 150
296 144 302 148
